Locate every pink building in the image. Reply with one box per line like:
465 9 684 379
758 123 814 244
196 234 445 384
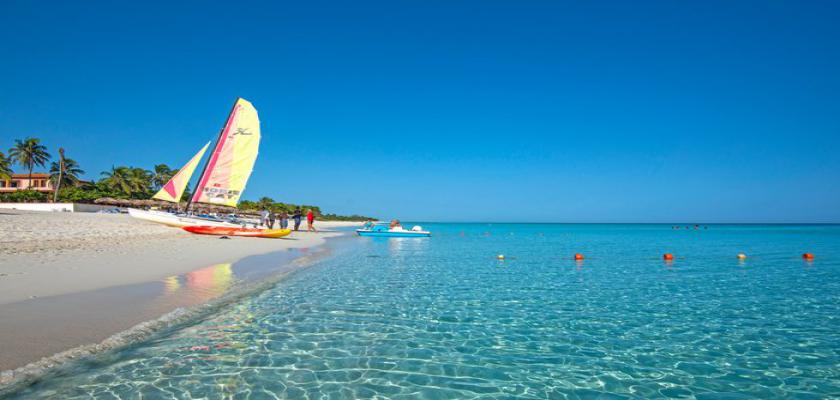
0 173 54 193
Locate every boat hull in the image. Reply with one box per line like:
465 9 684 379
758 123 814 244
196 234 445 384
356 229 431 238
128 208 242 228
183 226 292 238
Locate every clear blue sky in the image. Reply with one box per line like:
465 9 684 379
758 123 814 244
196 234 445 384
1 1 838 222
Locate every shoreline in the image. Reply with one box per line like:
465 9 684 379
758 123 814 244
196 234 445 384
0 210 358 305
0 210 360 390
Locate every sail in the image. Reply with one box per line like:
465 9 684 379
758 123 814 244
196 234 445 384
191 98 261 207
152 141 210 203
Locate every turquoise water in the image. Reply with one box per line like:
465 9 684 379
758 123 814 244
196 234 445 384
8 224 840 399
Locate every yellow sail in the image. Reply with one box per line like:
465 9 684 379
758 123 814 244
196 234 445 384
191 98 261 207
152 142 210 203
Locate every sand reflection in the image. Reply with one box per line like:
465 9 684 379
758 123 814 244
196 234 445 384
160 263 234 304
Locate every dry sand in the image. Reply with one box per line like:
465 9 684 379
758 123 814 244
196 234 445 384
0 210 360 374
0 210 359 305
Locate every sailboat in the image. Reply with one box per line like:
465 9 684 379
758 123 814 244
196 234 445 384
128 98 262 228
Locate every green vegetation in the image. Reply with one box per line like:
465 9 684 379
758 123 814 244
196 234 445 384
0 189 47 203
236 197 375 221
319 213 377 222
0 151 12 180
239 197 321 216
99 166 154 198
49 157 85 189
1 137 374 221
152 164 175 190
9 137 50 186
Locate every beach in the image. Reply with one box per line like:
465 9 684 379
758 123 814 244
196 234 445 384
0 210 359 375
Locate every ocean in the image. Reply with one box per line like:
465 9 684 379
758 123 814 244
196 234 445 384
6 224 840 399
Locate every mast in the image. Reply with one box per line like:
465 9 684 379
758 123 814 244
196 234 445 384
185 97 241 213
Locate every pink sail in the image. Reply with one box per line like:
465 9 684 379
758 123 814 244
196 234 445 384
152 142 210 203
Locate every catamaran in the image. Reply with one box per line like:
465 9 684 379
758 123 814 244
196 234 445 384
129 98 263 228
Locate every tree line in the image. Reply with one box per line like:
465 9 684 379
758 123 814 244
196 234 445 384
0 137 187 203
231 198 376 221
0 137 375 221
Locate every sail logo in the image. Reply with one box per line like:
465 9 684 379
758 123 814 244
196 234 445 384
202 187 241 201
232 128 252 136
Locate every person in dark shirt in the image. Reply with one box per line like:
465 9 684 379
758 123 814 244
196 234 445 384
268 210 276 229
293 208 302 231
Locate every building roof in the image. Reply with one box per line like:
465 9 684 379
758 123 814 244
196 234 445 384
9 173 50 179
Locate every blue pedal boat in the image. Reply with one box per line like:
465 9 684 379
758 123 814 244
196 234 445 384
356 224 431 238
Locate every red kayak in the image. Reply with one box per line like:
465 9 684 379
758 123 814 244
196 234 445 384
182 226 292 238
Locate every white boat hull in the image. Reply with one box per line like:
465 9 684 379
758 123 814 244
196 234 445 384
127 208 244 228
356 229 431 238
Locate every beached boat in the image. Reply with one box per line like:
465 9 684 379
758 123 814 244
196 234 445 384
129 98 263 229
356 224 431 238
127 208 243 228
183 226 292 238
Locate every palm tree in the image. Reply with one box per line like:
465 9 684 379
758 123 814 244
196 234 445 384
9 137 51 188
100 166 133 195
152 164 175 190
101 166 151 197
0 151 12 181
256 196 275 210
49 158 84 188
129 167 153 196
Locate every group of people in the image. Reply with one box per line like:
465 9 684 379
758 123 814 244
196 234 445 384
260 208 316 232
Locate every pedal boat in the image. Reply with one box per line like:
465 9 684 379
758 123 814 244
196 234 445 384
356 225 431 238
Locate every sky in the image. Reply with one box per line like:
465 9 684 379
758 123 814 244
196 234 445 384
1 0 838 222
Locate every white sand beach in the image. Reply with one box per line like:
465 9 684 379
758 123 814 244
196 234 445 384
0 210 360 373
0 210 358 305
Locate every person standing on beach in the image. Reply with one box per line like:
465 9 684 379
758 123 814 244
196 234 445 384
306 208 316 232
279 211 289 229
260 209 269 227
293 208 302 231
268 210 276 229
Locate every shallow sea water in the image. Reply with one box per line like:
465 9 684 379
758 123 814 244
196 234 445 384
7 224 840 399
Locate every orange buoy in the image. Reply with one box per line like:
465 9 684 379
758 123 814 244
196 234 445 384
663 253 674 261
737 253 747 260
802 253 815 260
574 253 584 260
